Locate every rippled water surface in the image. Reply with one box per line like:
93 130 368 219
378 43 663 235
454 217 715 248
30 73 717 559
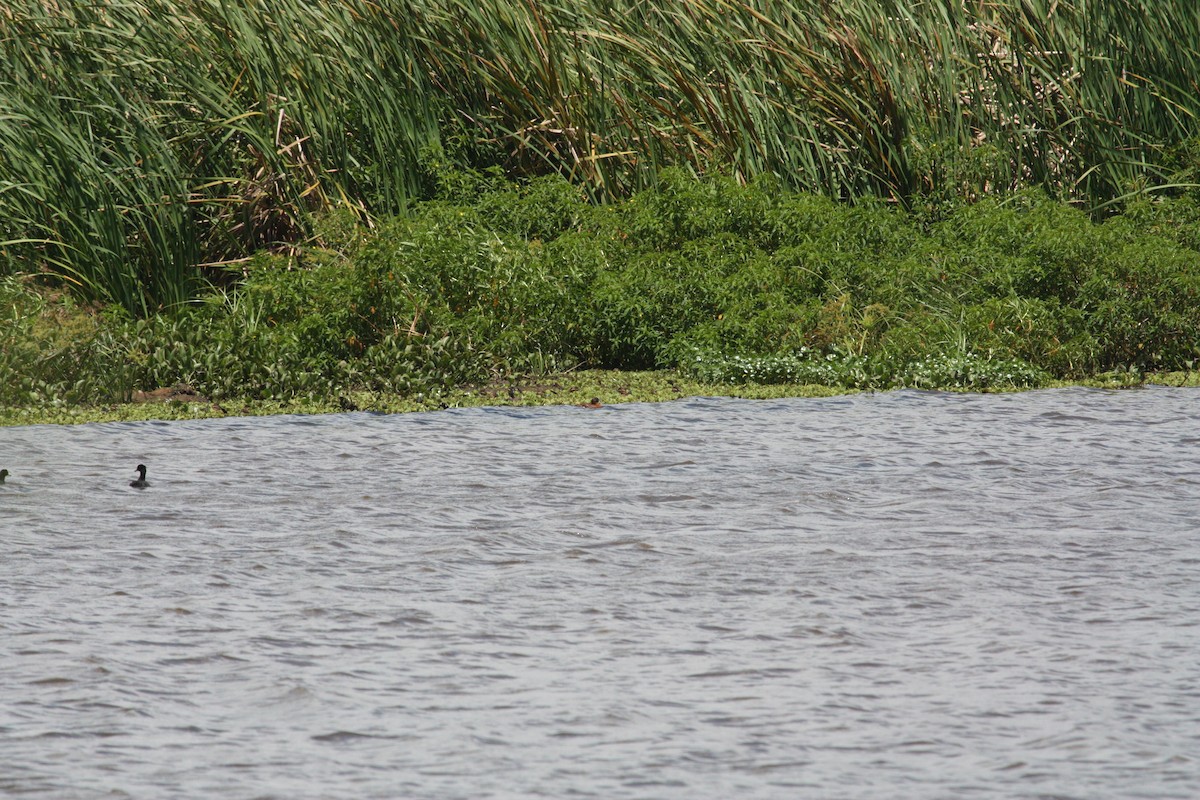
2 387 1199 799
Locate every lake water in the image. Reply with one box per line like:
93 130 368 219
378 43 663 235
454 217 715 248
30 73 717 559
1 387 1198 799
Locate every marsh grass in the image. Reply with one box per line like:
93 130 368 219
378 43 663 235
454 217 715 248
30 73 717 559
1 0 440 313
3 0 1199 312
6 173 1200 411
401 0 1200 206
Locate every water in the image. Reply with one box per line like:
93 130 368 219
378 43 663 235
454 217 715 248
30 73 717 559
2 387 1198 799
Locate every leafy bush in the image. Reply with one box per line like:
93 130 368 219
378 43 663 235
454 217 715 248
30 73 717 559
7 172 1200 409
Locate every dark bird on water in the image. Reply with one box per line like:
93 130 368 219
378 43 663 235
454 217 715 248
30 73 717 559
130 464 150 489
0 469 8 484
578 397 603 409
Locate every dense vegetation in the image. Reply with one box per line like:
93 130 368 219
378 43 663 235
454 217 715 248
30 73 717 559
5 170 1200 409
2 1 1199 415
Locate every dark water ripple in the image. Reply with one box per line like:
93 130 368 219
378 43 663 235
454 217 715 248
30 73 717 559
2 387 1199 799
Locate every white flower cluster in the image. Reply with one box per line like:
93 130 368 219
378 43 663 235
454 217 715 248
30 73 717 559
684 347 1047 390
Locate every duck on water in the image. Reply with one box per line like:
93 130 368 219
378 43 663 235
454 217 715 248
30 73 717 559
130 464 150 489
0 469 8 484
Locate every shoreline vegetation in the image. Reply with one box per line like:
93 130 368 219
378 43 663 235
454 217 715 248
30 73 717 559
4 369 1199 429
6 360 1200 427
3 1 1200 427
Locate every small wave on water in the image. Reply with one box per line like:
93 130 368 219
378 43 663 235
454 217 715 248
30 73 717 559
1 387 1199 799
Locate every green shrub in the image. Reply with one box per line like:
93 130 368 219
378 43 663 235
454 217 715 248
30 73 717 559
8 170 1200 409
476 175 591 242
1121 195 1200 254
1080 238 1200 370
618 170 777 252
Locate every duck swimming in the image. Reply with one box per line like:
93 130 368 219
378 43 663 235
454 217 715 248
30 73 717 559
129 464 150 489
0 469 8 484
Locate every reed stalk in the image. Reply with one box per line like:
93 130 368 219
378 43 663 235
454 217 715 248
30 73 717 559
1 0 1196 313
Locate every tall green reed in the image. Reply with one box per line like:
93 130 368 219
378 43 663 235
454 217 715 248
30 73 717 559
1 0 1196 315
1 0 440 315
418 0 1199 204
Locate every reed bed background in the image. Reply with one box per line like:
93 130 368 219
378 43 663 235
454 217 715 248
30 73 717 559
2 0 1198 315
